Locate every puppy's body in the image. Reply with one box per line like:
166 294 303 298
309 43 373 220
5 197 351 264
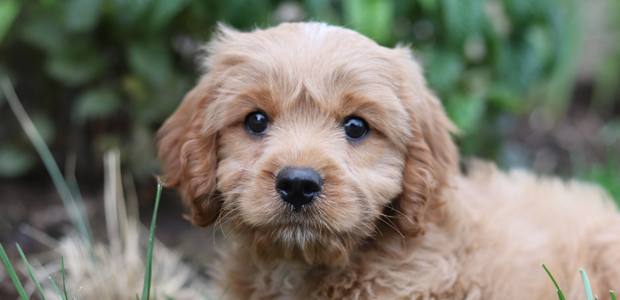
216 164 620 299
157 23 620 299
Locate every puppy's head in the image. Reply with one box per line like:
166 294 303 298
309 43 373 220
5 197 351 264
157 23 458 267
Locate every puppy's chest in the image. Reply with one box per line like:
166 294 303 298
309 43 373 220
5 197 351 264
229 257 472 300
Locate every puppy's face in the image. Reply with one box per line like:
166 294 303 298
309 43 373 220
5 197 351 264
158 23 458 267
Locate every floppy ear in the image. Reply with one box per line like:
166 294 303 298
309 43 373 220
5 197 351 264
157 76 221 227
391 46 459 236
157 24 246 227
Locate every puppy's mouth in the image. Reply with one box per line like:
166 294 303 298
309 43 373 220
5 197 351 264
249 222 357 266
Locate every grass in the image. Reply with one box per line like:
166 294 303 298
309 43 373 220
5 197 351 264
0 180 226 299
543 263 617 300
1 75 221 299
1 77 94 248
0 180 181 300
0 242 28 299
140 178 165 300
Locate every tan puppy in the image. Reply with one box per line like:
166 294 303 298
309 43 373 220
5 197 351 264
157 22 620 299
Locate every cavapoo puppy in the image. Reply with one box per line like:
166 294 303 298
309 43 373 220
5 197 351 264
157 22 620 299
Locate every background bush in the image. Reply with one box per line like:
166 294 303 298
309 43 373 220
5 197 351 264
0 0 618 201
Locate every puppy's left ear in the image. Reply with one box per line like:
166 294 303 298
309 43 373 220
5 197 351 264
391 46 459 236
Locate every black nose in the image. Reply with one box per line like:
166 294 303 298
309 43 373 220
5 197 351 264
276 167 322 210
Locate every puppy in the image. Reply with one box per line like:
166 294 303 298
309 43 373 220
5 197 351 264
157 22 620 299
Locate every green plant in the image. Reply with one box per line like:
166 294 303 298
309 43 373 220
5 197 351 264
0 0 597 179
1 77 221 299
1 242 71 300
575 153 620 207
140 178 165 300
0 178 225 300
543 263 617 300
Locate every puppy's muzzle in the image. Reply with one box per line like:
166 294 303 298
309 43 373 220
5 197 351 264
275 167 322 210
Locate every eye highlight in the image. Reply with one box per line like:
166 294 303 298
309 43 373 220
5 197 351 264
343 116 369 140
244 111 269 135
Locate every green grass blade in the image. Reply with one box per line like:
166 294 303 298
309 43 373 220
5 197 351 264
542 263 566 300
580 269 594 300
62 257 68 300
0 243 29 299
0 77 94 247
48 276 66 300
611 290 616 300
141 178 165 300
218 284 230 300
163 293 175 300
16 243 48 300
201 289 213 300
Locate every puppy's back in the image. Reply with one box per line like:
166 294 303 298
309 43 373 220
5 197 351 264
457 162 620 299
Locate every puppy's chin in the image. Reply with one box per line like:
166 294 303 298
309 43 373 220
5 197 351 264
249 225 357 267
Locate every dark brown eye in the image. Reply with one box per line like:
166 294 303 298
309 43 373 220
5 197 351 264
244 111 269 134
344 116 369 140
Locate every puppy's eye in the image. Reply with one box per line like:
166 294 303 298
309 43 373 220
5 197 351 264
343 116 369 140
244 111 269 134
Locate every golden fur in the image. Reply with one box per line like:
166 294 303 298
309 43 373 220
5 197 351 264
157 22 620 299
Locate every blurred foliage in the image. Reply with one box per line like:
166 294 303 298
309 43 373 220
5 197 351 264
585 156 620 207
0 0 617 189
593 0 620 117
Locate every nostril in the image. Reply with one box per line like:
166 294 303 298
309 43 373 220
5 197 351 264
302 181 321 196
276 180 292 193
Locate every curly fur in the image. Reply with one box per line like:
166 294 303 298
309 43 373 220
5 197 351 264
157 22 620 299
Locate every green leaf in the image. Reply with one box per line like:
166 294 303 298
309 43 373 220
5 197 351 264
488 86 523 113
0 144 36 178
19 6 67 53
45 43 104 86
342 0 394 45
110 0 153 27
304 0 339 24
73 89 122 121
424 49 463 95
445 93 486 133
64 0 103 32
147 0 190 32
0 0 20 43
418 0 438 13
127 39 173 86
218 0 271 29
440 0 485 45
582 154 620 206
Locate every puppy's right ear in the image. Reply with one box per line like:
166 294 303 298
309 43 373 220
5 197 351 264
157 24 245 227
157 76 220 227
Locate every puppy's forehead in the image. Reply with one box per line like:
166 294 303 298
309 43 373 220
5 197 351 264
220 24 404 109
207 23 410 146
